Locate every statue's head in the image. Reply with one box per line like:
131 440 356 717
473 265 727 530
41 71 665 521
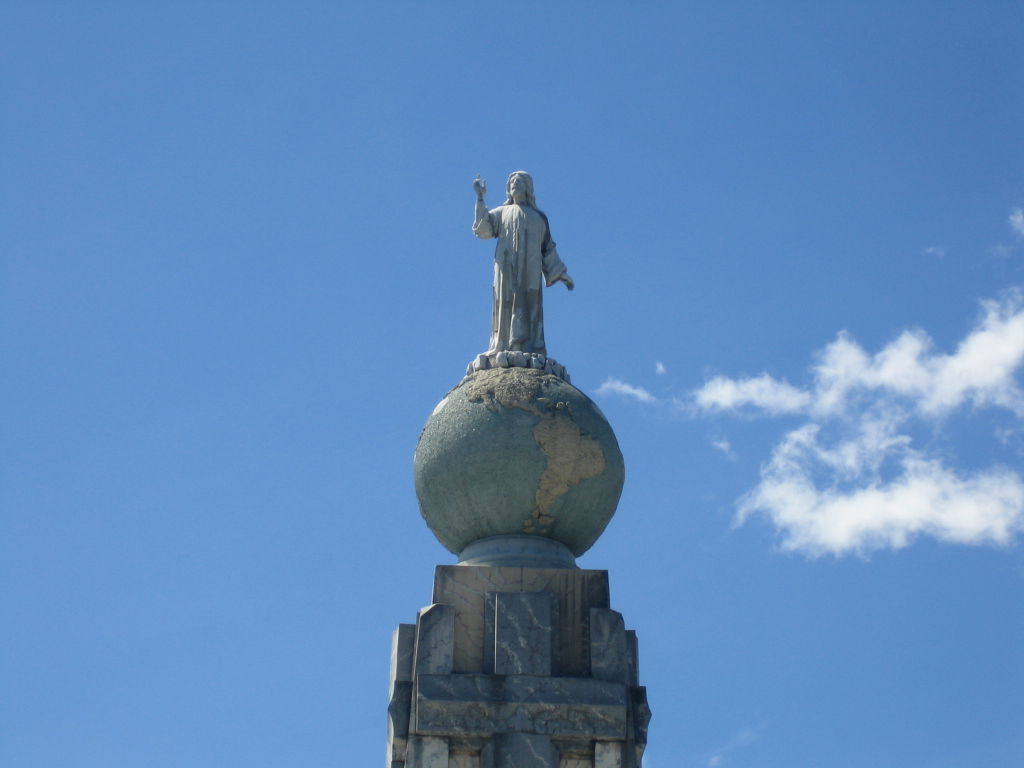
504 171 536 207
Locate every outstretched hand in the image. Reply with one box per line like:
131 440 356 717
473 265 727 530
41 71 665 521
473 176 487 199
560 273 575 291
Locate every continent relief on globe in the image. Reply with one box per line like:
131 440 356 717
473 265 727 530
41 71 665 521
464 371 605 534
415 367 625 557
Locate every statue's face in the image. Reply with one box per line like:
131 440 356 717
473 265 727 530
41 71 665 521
509 174 529 202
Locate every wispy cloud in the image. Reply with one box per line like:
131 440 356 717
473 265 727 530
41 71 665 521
696 373 812 415
711 437 736 460
1011 207 1024 238
702 723 765 767
691 293 1024 556
655 360 667 375
597 377 657 404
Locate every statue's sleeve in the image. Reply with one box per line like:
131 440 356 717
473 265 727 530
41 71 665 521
473 202 498 239
541 218 567 284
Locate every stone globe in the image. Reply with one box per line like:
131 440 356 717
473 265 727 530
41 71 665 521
414 367 625 566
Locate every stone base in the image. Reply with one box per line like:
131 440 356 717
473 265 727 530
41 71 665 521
466 351 571 383
386 565 649 768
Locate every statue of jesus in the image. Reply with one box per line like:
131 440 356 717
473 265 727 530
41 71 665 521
473 171 574 359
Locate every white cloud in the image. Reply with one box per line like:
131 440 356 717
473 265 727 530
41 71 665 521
694 294 1024 421
597 377 657 404
923 245 946 258
692 293 1024 556
737 422 1024 557
655 360 667 375
694 373 812 415
1011 207 1024 238
711 437 736 459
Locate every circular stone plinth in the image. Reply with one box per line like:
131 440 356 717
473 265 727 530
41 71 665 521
458 535 577 568
414 367 625 558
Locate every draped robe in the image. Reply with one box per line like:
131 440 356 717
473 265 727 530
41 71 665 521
473 202 567 357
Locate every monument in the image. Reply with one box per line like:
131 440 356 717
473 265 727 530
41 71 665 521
386 173 650 768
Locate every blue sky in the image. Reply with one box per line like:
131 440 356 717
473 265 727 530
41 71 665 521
3 3 1023 767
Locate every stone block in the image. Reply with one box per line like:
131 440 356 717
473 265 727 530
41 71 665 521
416 604 455 675
589 609 626 683
432 566 609 676
489 591 557 676
450 752 481 768
416 674 628 739
628 687 651 746
388 624 417 765
386 680 412 764
593 742 623 768
406 735 449 768
392 624 416 687
482 732 558 768
624 631 638 688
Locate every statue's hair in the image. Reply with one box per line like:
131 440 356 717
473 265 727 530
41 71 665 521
503 171 538 208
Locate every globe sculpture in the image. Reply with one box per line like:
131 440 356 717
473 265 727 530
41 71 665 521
415 366 625 567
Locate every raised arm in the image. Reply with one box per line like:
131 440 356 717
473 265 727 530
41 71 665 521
472 176 495 239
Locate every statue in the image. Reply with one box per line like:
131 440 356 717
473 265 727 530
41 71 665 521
473 172 574 361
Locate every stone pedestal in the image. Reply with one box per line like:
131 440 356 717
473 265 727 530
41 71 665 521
387 565 650 768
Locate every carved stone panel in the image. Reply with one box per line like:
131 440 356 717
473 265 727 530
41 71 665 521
491 591 557 676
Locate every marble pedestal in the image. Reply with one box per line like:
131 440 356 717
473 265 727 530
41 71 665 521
386 565 650 768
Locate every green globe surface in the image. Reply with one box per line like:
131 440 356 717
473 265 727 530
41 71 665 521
414 367 625 557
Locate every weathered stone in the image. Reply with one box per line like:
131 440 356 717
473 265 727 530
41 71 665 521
406 735 449 768
388 566 648 767
432 566 609 676
553 741 592 762
450 752 481 768
481 732 558 768
629 687 651 747
392 624 416 685
593 742 623 768
387 624 417 765
493 592 557 676
416 674 628 739
589 609 626 683
624 631 639 688
415 604 455 675
466 352 568 382
386 681 412 764
508 351 528 368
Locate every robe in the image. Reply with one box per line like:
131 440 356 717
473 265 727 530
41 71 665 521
473 202 567 357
